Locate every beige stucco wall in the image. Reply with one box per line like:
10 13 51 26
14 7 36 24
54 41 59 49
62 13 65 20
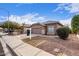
31 25 44 29
46 24 62 35
55 24 62 29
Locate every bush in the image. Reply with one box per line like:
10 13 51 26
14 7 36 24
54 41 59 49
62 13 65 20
56 27 70 40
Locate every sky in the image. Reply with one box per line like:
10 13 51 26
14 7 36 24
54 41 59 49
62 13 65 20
0 3 79 27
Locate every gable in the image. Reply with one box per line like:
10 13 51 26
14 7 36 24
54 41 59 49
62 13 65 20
31 24 44 29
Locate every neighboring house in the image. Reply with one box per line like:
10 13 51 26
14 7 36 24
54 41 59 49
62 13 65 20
23 24 31 34
31 21 63 35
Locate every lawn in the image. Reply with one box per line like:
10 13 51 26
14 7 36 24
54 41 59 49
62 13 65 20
22 34 79 56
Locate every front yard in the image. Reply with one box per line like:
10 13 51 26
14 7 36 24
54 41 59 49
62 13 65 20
22 34 79 56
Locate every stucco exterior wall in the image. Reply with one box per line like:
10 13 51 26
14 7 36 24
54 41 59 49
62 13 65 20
31 23 63 35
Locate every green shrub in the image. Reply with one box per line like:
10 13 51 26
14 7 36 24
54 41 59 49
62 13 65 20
56 27 70 40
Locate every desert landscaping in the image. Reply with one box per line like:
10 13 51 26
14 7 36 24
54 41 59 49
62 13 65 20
22 34 79 56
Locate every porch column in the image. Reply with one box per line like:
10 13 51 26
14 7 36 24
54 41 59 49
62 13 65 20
30 28 31 40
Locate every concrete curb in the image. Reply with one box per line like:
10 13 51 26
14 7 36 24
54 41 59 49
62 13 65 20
0 38 12 56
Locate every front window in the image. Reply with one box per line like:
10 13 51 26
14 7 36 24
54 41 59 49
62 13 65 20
47 26 54 33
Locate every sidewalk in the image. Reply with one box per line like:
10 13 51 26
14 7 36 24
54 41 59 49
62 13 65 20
0 38 14 56
0 41 5 56
2 35 54 56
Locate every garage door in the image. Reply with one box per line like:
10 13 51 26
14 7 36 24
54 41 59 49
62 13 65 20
32 28 42 34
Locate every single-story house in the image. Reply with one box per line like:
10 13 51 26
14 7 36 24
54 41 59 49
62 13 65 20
31 21 63 35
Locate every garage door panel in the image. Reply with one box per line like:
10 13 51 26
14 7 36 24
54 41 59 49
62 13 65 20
32 28 41 34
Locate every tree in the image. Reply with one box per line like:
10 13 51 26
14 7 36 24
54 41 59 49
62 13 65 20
71 15 79 34
19 23 25 34
1 21 21 34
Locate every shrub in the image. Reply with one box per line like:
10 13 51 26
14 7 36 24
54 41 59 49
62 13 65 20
56 27 70 40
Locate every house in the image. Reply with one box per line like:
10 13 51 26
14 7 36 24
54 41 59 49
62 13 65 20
31 21 63 35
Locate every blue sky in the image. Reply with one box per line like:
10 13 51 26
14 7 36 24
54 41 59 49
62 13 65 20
0 3 79 26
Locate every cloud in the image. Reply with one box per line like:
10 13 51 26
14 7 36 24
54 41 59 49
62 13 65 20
59 18 71 28
53 3 79 28
0 13 48 24
69 3 79 13
53 3 79 14
0 13 72 28
53 3 71 12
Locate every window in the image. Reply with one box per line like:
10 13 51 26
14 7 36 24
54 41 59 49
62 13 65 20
47 26 54 33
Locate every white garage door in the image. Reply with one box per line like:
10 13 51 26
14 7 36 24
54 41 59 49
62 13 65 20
32 28 42 34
